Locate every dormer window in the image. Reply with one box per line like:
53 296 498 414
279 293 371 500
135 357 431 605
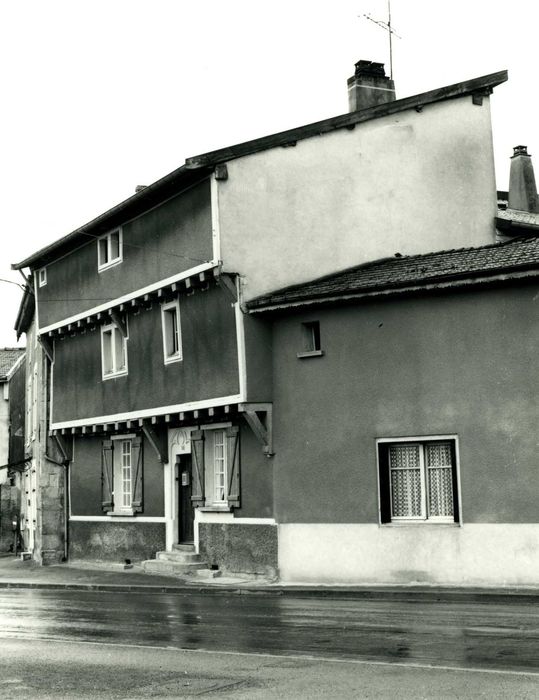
98 228 123 271
38 267 47 287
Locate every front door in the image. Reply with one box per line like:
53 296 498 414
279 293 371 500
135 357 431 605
177 455 194 543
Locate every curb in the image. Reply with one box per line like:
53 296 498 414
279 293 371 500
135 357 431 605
0 579 538 602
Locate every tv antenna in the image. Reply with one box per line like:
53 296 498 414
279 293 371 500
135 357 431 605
360 1 401 80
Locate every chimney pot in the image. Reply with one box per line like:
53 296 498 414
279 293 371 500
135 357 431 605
512 145 529 158
347 59 395 112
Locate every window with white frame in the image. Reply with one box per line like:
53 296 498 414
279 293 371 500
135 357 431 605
97 228 122 271
38 267 47 287
377 438 459 524
195 426 240 508
161 300 182 364
101 323 128 378
102 436 143 515
212 429 227 504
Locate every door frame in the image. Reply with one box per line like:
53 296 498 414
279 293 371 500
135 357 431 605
166 427 195 551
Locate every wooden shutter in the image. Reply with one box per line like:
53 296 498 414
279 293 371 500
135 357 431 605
190 430 205 506
131 436 143 513
378 443 391 524
101 440 114 512
226 426 240 508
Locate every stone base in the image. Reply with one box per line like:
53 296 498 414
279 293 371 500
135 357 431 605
198 523 278 578
69 520 166 562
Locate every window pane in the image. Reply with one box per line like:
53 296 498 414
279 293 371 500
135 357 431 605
389 444 422 517
121 440 132 508
110 231 120 260
426 443 454 517
102 330 113 374
164 308 178 357
213 430 226 502
99 238 109 265
114 327 126 371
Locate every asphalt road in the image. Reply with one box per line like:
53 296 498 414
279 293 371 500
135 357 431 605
0 589 537 698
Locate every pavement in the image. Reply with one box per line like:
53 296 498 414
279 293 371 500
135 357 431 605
0 553 538 601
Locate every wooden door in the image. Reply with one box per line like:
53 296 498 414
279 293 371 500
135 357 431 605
177 455 194 543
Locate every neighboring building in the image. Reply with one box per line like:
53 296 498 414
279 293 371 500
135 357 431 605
0 348 25 551
11 61 522 582
246 237 539 586
14 287 66 563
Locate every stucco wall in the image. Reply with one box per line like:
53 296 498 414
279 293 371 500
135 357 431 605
0 385 9 483
219 96 498 301
270 284 538 526
69 521 165 562
52 284 239 424
37 180 213 328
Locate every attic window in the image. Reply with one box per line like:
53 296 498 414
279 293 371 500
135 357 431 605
297 321 324 358
98 229 123 271
38 268 47 287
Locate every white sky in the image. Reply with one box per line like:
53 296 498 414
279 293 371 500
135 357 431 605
0 0 537 347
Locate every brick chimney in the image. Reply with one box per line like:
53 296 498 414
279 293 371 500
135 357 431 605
347 60 396 112
508 145 539 212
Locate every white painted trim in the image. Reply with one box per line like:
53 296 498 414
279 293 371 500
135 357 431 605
97 227 123 272
161 299 182 365
200 421 232 430
111 433 136 440
38 260 219 335
6 352 25 381
33 271 40 332
347 84 396 93
69 515 166 523
38 267 47 287
167 425 196 551
51 393 243 430
210 173 221 263
231 517 276 525
234 297 247 401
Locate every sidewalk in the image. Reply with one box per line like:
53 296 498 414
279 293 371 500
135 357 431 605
0 554 537 602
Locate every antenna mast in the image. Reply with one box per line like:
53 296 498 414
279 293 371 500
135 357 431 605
361 0 401 80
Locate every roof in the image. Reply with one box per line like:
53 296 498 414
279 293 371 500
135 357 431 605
496 208 539 233
0 349 25 381
246 237 539 312
13 69 507 271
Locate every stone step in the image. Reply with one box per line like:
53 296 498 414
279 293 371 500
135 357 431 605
142 559 208 576
172 544 195 552
190 568 222 580
156 550 202 563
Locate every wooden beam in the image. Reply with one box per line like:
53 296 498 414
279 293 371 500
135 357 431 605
239 403 273 456
110 308 128 338
141 423 168 464
53 433 73 463
217 273 238 301
38 335 54 362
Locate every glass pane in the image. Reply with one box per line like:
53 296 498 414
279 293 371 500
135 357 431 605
102 330 113 374
121 440 132 508
164 308 178 357
99 238 109 265
110 231 120 260
114 327 126 371
213 430 226 502
389 444 422 517
426 444 454 517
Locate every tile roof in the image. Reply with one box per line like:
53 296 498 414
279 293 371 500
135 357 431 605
0 348 25 380
496 208 539 228
247 237 539 312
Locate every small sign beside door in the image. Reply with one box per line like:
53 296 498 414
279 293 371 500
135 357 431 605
181 472 190 486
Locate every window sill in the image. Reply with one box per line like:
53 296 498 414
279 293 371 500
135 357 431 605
198 506 232 513
110 510 135 517
102 370 128 381
98 258 123 273
164 355 183 365
382 521 459 527
297 350 324 359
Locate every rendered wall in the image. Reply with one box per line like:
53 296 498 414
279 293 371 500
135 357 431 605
219 97 498 301
52 284 239 425
69 521 166 562
269 284 538 584
0 384 9 484
37 181 213 328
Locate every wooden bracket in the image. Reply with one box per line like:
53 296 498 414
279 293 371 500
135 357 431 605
217 273 238 302
110 309 128 338
141 423 168 464
238 403 273 456
52 433 73 463
38 335 54 362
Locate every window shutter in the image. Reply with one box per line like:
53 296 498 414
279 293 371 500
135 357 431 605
226 426 240 508
190 430 205 506
131 436 143 513
378 444 391 524
101 440 114 512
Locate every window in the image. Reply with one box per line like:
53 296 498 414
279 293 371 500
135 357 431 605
297 321 323 358
190 426 240 509
378 438 459 524
98 228 122 271
101 323 128 379
161 300 182 364
101 436 143 514
38 267 47 287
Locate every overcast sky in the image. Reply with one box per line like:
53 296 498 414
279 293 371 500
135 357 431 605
0 0 537 347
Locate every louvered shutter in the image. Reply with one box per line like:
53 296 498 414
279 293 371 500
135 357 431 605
190 430 205 506
131 437 143 513
226 426 240 508
101 440 114 512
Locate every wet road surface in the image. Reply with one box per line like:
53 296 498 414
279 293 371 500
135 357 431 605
0 589 537 674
